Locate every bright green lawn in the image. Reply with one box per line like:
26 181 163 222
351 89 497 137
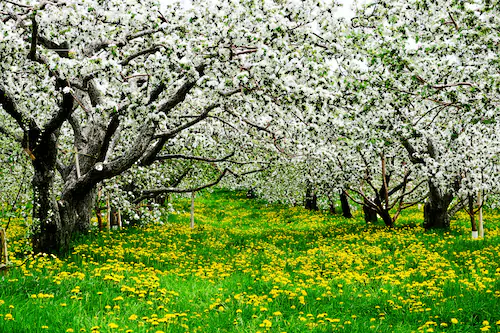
1 189 500 333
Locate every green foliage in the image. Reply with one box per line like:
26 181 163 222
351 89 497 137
1 190 500 332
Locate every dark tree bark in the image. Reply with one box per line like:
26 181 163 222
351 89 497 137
340 190 352 218
378 209 393 227
423 181 453 229
329 202 336 215
304 185 318 211
363 200 378 224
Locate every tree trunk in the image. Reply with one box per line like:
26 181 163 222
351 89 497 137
423 182 453 229
304 185 318 211
340 190 352 218
363 201 378 224
329 202 336 215
32 169 95 254
378 209 394 228
469 194 477 232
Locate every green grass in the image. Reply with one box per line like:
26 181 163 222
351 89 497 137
1 189 500 332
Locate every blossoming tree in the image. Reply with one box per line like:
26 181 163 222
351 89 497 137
0 0 342 253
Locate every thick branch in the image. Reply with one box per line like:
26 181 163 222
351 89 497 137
38 36 71 58
0 85 30 132
140 137 167 166
155 64 206 112
68 113 84 147
95 114 120 163
401 138 425 164
29 14 38 61
147 82 166 105
42 83 74 139
66 120 156 197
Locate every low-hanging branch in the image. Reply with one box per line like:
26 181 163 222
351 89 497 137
133 168 232 203
155 151 235 163
133 163 271 204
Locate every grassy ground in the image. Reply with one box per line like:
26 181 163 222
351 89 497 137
1 189 500 333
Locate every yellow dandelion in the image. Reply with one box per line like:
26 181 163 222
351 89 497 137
108 323 119 329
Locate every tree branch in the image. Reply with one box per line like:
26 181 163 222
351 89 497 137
401 138 425 164
156 103 219 139
95 113 120 163
134 168 231 202
29 14 38 61
121 45 166 66
154 64 206 112
41 82 74 139
133 163 270 203
66 120 156 197
0 85 29 132
155 151 235 163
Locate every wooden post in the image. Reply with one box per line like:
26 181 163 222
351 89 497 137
117 208 122 229
190 191 195 229
478 191 484 238
0 228 9 268
106 194 111 232
96 187 103 230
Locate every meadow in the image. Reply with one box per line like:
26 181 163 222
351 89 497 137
1 189 500 333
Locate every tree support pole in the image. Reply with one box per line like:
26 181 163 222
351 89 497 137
478 191 484 238
0 228 9 269
190 191 195 229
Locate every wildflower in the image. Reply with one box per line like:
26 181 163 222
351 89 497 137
108 323 119 329
451 318 459 324
4 313 14 321
259 319 272 328
66 329 74 333
128 314 138 320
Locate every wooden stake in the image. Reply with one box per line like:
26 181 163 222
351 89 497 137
106 194 111 232
190 191 195 229
0 228 9 268
478 191 484 238
118 208 122 229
